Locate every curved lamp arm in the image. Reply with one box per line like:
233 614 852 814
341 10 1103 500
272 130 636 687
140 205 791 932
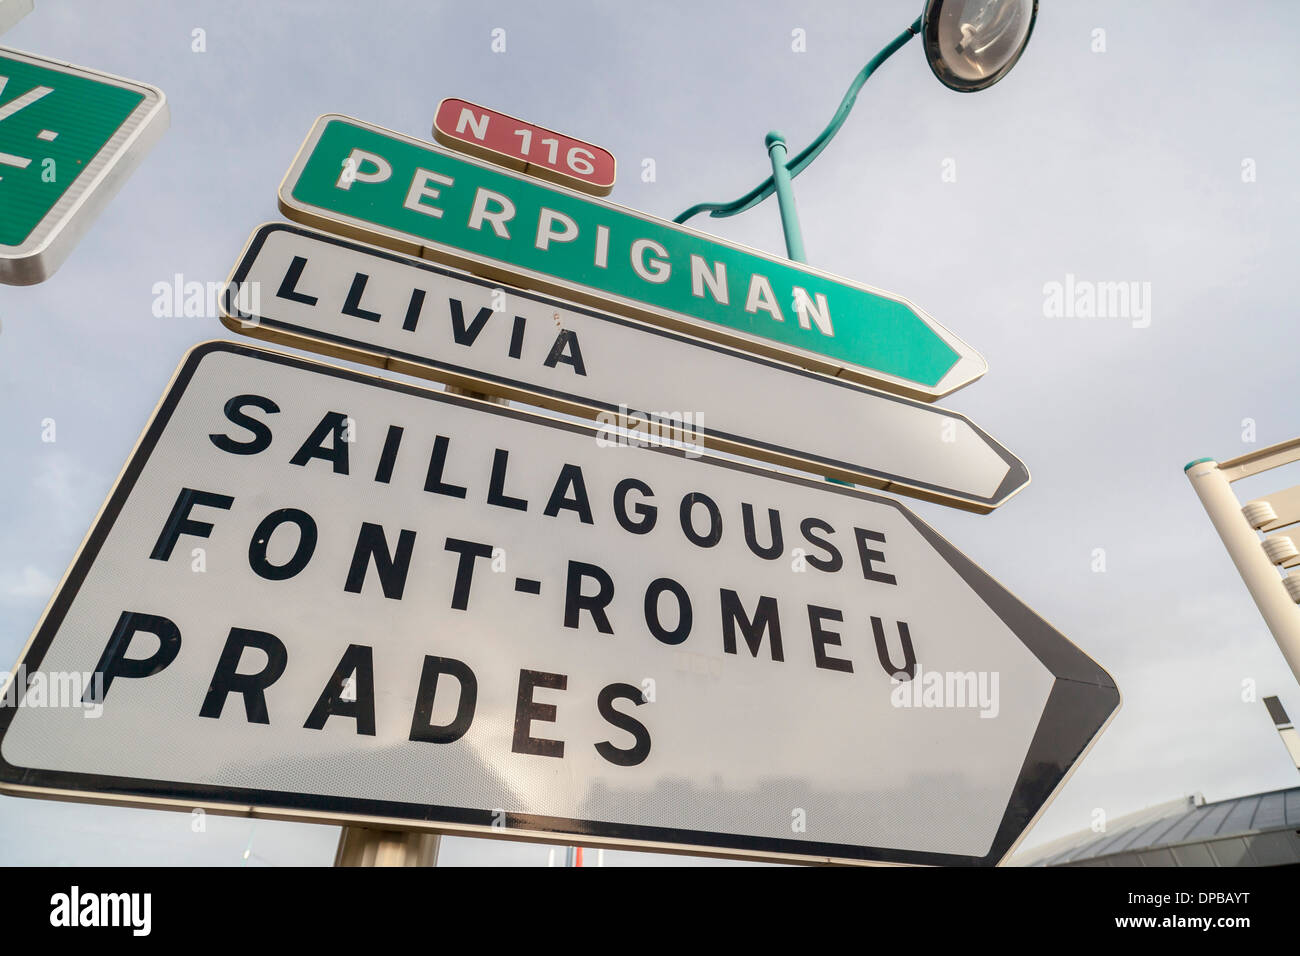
672 16 922 225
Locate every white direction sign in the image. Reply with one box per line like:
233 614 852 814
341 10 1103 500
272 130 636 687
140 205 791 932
221 223 1029 513
0 343 1117 866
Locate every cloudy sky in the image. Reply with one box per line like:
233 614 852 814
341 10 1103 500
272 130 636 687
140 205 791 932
2 0 1299 866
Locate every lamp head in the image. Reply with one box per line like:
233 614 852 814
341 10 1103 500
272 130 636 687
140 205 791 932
922 0 1038 92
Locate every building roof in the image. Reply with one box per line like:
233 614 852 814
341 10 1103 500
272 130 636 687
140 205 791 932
1011 786 1300 867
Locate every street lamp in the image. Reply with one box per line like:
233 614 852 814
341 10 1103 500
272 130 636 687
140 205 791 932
674 0 1038 263
924 0 1038 92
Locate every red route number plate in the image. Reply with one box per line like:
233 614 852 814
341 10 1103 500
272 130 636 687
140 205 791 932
433 97 616 196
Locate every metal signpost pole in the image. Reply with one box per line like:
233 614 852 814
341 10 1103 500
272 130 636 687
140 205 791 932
672 18 923 231
764 132 806 264
334 828 441 867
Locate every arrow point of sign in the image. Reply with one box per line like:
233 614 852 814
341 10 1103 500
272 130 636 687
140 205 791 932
988 458 1032 511
988 676 1120 865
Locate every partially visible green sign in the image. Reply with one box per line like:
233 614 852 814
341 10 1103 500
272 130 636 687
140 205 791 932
0 48 167 284
280 115 985 399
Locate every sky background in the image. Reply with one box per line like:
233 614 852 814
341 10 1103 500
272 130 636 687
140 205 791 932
2 0 1299 866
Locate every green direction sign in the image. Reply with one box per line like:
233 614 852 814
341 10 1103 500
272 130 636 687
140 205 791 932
0 48 167 285
280 115 985 400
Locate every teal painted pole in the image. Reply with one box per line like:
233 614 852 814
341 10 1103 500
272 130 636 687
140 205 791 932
767 133 840 483
765 131 806 263
674 16 921 226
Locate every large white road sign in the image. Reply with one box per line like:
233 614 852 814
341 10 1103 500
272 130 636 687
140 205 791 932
222 223 1029 513
0 342 1117 865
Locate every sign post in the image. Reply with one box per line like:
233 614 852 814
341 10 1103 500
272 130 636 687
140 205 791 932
0 47 167 284
0 341 1116 866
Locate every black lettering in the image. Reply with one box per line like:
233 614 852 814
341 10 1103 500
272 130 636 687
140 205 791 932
720 590 783 661
644 578 692 645
198 627 288 723
680 493 722 548
209 394 278 455
149 488 233 561
543 464 593 524
595 683 651 767
564 560 614 634
873 617 916 680
401 287 426 331
341 272 382 322
444 537 494 610
741 503 783 560
512 669 566 758
508 315 526 359
487 449 528 511
290 411 350 474
809 605 852 673
303 644 376 735
855 528 897 585
450 298 493 345
85 611 181 703
275 255 318 306
344 522 416 599
543 330 587 375
613 477 657 534
374 425 403 484
248 508 317 581
409 656 478 743
799 517 843 572
424 435 468 498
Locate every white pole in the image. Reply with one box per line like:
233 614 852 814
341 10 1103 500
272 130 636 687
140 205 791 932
1186 459 1300 685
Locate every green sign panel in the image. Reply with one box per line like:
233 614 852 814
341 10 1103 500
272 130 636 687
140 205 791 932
279 115 985 399
0 48 167 284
